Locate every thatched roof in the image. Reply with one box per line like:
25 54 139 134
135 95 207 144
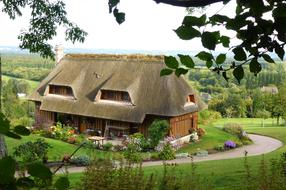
29 54 203 123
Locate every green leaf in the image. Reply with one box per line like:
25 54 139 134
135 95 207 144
262 54 275 63
54 177 70 190
108 0 120 13
210 14 229 24
216 54 226 64
0 156 16 184
233 66 244 83
275 45 285 61
175 68 188 77
206 60 213 68
14 125 30 136
160 68 173 76
201 32 218 50
174 26 201 40
113 8 125 24
164 56 179 69
16 177 35 188
220 36 230 47
27 163 52 180
249 59 262 74
195 51 213 61
178 54 194 68
233 47 247 61
273 5 286 18
182 14 206 27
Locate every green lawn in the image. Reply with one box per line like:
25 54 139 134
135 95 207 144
177 125 240 154
66 118 286 189
213 117 280 128
5 134 113 161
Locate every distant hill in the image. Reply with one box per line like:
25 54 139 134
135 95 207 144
0 45 195 56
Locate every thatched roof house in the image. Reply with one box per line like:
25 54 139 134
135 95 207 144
29 54 202 138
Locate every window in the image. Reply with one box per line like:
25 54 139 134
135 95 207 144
187 94 195 103
100 90 131 102
49 85 74 97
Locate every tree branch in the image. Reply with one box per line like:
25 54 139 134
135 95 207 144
153 0 227 7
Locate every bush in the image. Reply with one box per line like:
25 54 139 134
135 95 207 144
197 128 206 137
70 155 91 166
125 133 150 152
214 144 225 151
42 122 76 142
123 144 143 163
13 138 51 163
113 144 125 152
198 110 221 124
67 136 77 144
224 140 236 149
158 143 175 160
148 120 170 149
223 123 244 137
102 142 113 151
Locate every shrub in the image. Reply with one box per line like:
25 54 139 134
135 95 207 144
42 122 75 142
113 144 125 152
102 142 113 151
71 155 91 166
224 140 236 149
158 143 175 160
126 133 150 152
67 136 77 144
189 132 199 142
123 144 143 163
214 144 225 151
13 138 51 163
197 128 206 137
198 110 221 124
148 120 170 149
223 123 244 137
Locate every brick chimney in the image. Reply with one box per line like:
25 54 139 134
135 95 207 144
55 45 64 65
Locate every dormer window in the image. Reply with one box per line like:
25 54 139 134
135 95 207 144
100 90 131 102
49 85 74 97
187 94 195 103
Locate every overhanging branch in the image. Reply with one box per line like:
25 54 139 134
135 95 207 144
153 0 226 7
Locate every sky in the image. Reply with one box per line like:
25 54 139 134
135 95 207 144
0 0 236 52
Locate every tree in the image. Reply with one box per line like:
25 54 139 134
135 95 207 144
151 1 286 82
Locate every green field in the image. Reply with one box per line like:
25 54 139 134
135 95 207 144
2 74 39 91
65 118 286 189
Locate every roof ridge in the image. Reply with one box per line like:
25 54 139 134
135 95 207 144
64 54 164 62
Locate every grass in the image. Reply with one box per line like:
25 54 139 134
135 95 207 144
177 125 239 154
66 118 286 189
5 134 114 161
213 117 280 128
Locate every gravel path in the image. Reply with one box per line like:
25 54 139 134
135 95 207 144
56 134 283 174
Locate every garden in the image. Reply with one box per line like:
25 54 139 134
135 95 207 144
2 114 285 190
7 116 253 168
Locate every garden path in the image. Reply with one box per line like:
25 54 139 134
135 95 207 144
57 134 283 174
